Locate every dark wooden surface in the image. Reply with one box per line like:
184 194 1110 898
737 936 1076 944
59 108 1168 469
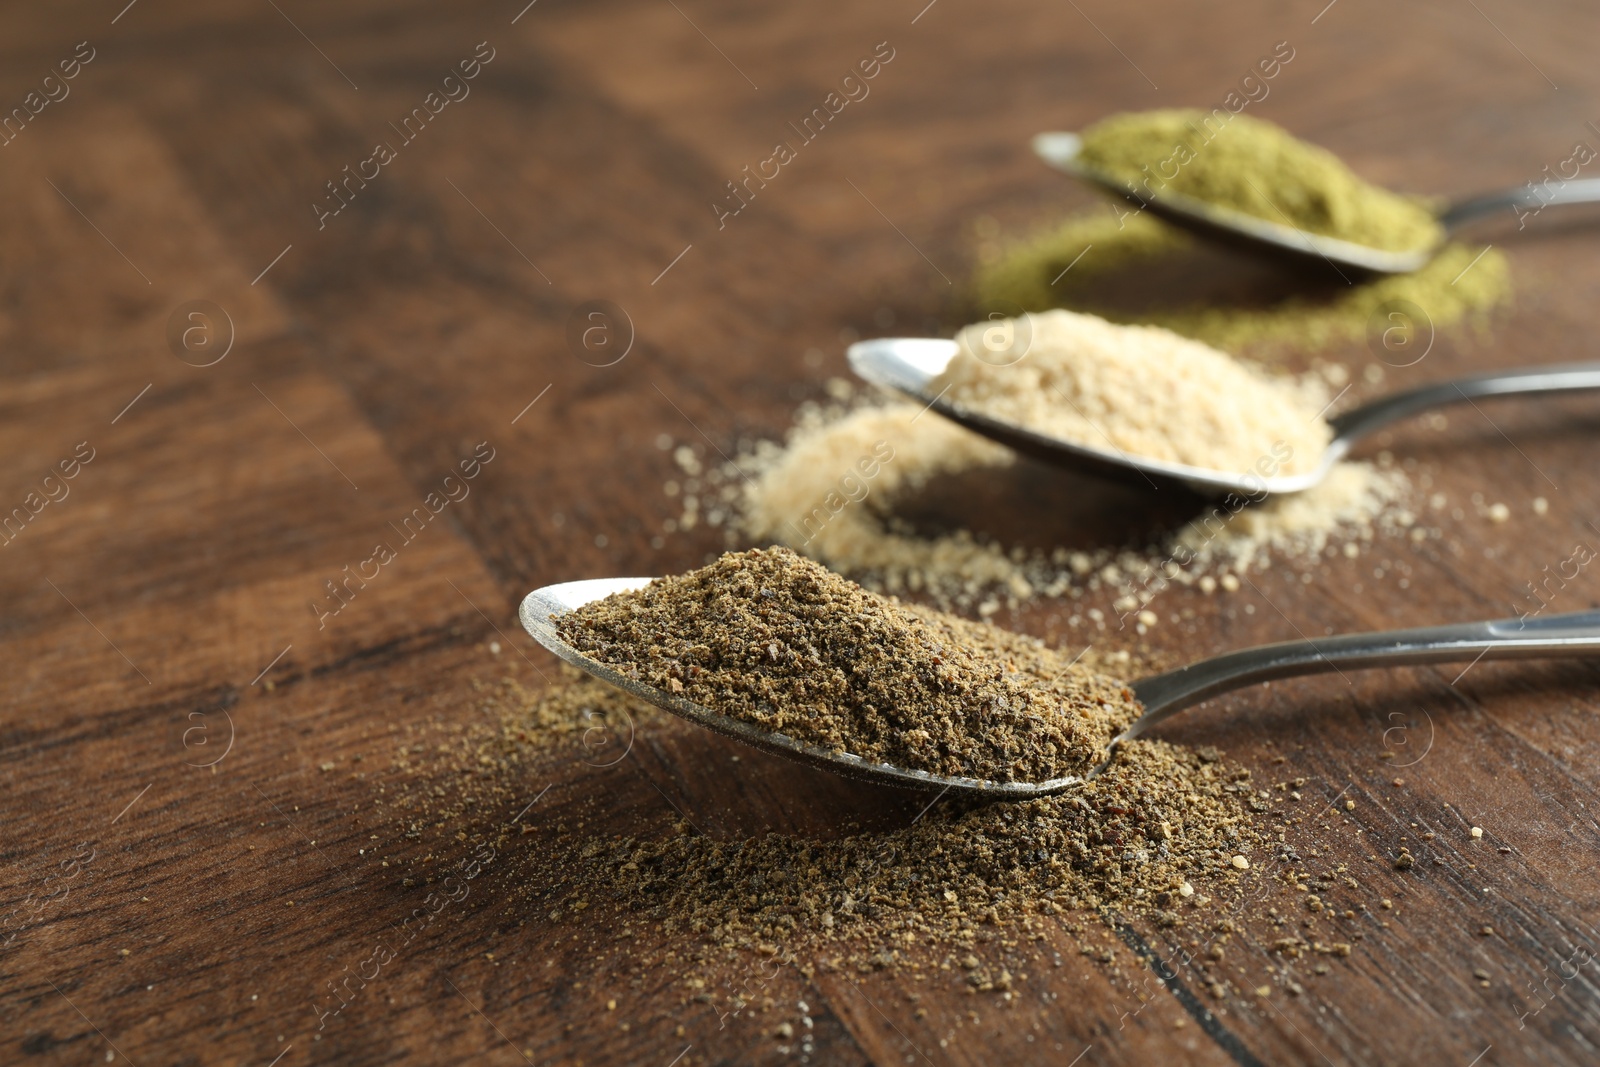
4 1 1600 1064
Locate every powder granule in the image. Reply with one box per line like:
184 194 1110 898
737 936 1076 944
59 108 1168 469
1077 109 1444 253
558 547 1137 783
935 309 1331 475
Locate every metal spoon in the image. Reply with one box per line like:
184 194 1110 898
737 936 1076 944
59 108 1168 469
1033 131 1600 276
848 336 1600 497
520 580 1600 800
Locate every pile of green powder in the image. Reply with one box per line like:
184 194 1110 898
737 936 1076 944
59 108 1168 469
1077 109 1443 253
971 208 1510 355
556 547 1137 784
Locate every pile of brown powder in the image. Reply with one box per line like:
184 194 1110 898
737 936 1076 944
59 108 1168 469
935 309 1331 475
591 727 1266 952
491 669 1273 971
557 546 1138 783
371 664 1406 1013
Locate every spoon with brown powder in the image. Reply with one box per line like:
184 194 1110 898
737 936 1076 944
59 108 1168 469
520 549 1600 799
849 332 1600 498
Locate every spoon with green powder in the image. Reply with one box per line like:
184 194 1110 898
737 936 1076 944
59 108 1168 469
848 331 1600 498
521 570 1600 799
1034 110 1600 275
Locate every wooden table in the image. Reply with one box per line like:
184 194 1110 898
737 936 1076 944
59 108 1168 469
4 0 1599 1063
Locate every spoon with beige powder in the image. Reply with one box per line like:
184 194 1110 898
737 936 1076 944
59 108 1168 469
849 310 1600 498
521 547 1600 799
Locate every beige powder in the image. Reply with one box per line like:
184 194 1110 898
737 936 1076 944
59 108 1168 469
726 389 1414 618
935 310 1331 476
739 402 1024 593
1176 461 1409 570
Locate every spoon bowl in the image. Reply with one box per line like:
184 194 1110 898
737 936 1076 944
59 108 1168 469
848 336 1324 497
1032 131 1437 276
1034 131 1600 277
520 577 1091 798
848 335 1600 498
521 579 1600 799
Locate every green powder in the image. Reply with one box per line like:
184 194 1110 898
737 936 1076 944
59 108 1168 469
971 209 1510 356
1077 109 1444 253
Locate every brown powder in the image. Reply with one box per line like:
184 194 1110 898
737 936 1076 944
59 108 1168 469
557 546 1137 784
593 732 1265 950
483 669 1272 975
364 663 1387 1011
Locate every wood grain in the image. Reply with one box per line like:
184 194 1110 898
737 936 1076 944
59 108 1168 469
4 0 1600 1064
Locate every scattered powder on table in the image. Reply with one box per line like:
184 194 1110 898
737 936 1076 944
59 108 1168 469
1178 461 1404 569
372 670 1392 1002
470 669 1272 975
934 309 1331 475
971 209 1510 357
557 546 1137 784
723 388 1414 615
1076 109 1443 253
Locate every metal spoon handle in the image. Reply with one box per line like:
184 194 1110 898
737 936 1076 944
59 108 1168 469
1441 178 1600 230
1327 362 1600 460
1124 609 1600 740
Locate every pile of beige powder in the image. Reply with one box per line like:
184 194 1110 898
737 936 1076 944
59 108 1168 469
665 379 1422 621
936 310 1332 476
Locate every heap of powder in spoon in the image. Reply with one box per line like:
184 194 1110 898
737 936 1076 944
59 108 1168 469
556 546 1139 784
932 309 1332 476
1077 109 1444 253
